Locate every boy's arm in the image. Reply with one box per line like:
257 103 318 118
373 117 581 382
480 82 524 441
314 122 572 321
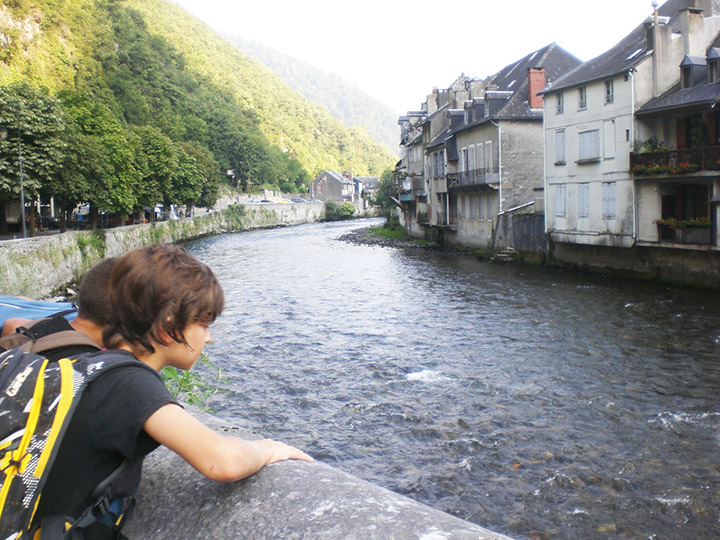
2 317 30 337
143 403 313 482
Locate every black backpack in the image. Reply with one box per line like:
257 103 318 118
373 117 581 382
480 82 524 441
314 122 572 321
0 311 101 356
0 348 155 539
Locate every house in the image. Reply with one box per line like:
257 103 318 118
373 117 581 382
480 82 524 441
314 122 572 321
448 44 581 249
540 0 720 285
309 171 355 203
396 44 581 250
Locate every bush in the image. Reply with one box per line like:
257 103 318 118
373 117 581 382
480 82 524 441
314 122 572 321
324 200 356 221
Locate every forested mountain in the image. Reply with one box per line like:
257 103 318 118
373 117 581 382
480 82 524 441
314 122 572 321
0 0 396 233
225 36 399 155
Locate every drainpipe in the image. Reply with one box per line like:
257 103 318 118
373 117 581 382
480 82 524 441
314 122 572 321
629 68 638 242
491 120 503 213
490 120 502 248
542 103 548 235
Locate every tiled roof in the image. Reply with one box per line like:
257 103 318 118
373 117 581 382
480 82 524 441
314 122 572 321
543 0 720 94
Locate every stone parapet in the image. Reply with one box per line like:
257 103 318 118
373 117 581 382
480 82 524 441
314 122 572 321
124 410 514 540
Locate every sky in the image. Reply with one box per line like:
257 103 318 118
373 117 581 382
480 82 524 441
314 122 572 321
171 0 668 116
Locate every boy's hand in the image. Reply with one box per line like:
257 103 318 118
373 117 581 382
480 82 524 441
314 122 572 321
254 439 314 465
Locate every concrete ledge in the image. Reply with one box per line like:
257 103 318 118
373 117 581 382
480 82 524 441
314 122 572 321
124 411 513 540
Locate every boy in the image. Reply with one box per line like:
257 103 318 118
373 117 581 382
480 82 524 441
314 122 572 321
33 244 311 536
0 257 116 358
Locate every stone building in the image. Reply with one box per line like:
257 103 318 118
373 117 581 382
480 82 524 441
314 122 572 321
396 44 581 250
540 0 720 286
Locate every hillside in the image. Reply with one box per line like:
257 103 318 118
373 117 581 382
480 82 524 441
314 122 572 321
128 0 395 176
225 36 399 155
0 0 395 179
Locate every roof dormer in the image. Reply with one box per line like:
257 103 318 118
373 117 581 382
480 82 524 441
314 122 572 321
707 48 720 83
680 55 707 88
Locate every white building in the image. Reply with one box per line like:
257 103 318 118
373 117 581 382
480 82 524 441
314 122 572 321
541 0 720 285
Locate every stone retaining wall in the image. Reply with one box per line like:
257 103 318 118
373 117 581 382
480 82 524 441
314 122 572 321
0 202 324 298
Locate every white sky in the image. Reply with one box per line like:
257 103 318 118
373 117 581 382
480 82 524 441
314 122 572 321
171 0 667 116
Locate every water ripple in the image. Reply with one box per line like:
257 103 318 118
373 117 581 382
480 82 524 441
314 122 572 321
187 220 720 540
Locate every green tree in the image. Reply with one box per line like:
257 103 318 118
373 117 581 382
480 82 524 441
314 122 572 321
57 89 139 228
373 168 397 221
0 81 66 235
132 125 177 221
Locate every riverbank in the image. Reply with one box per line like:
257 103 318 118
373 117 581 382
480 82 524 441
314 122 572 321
0 202 324 298
338 224 524 262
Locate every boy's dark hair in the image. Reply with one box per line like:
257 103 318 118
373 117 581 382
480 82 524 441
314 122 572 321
76 257 117 326
102 244 224 355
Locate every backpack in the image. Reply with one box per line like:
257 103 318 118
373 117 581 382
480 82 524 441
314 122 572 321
0 311 100 356
0 348 156 540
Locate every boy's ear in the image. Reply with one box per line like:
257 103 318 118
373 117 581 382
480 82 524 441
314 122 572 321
155 326 174 346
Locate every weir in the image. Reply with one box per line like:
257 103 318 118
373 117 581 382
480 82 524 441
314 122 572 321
123 410 514 540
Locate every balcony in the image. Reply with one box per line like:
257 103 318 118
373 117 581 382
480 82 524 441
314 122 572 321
447 167 499 190
435 210 458 227
630 146 720 176
656 221 713 246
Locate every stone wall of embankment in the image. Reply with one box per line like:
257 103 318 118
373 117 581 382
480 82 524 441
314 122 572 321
0 202 324 298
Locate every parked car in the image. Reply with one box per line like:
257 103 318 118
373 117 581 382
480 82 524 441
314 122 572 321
291 198 308 203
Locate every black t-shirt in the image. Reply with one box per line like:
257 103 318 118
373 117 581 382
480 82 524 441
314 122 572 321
34 351 175 521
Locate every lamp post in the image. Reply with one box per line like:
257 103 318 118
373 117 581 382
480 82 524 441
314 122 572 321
17 125 26 239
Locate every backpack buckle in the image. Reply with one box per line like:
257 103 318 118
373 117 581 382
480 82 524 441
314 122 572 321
92 494 111 518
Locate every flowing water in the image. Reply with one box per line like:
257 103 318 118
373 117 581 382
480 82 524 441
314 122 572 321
186 218 720 540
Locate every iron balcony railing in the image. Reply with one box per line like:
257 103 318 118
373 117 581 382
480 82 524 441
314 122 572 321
435 210 458 226
447 167 499 189
630 146 720 172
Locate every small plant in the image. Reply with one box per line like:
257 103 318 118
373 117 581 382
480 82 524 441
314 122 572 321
654 217 711 229
631 162 699 175
161 353 229 412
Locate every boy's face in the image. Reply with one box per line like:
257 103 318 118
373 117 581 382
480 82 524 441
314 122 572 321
166 321 212 370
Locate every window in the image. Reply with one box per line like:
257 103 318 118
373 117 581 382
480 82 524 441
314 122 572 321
682 66 692 88
556 92 564 114
487 193 495 218
469 194 477 219
476 144 484 172
578 183 590 218
710 60 720 83
604 80 614 104
467 145 474 171
485 141 493 171
578 86 587 109
578 130 600 162
602 182 616 220
478 194 485 219
555 130 566 164
555 184 567 217
462 147 468 171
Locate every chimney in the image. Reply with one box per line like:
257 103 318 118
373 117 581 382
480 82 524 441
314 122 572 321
528 67 546 108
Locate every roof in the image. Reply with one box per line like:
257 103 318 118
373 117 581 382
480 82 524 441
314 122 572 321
451 43 581 136
543 0 720 94
314 171 352 185
637 31 720 115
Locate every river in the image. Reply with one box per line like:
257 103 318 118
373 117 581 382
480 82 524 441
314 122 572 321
185 218 720 540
